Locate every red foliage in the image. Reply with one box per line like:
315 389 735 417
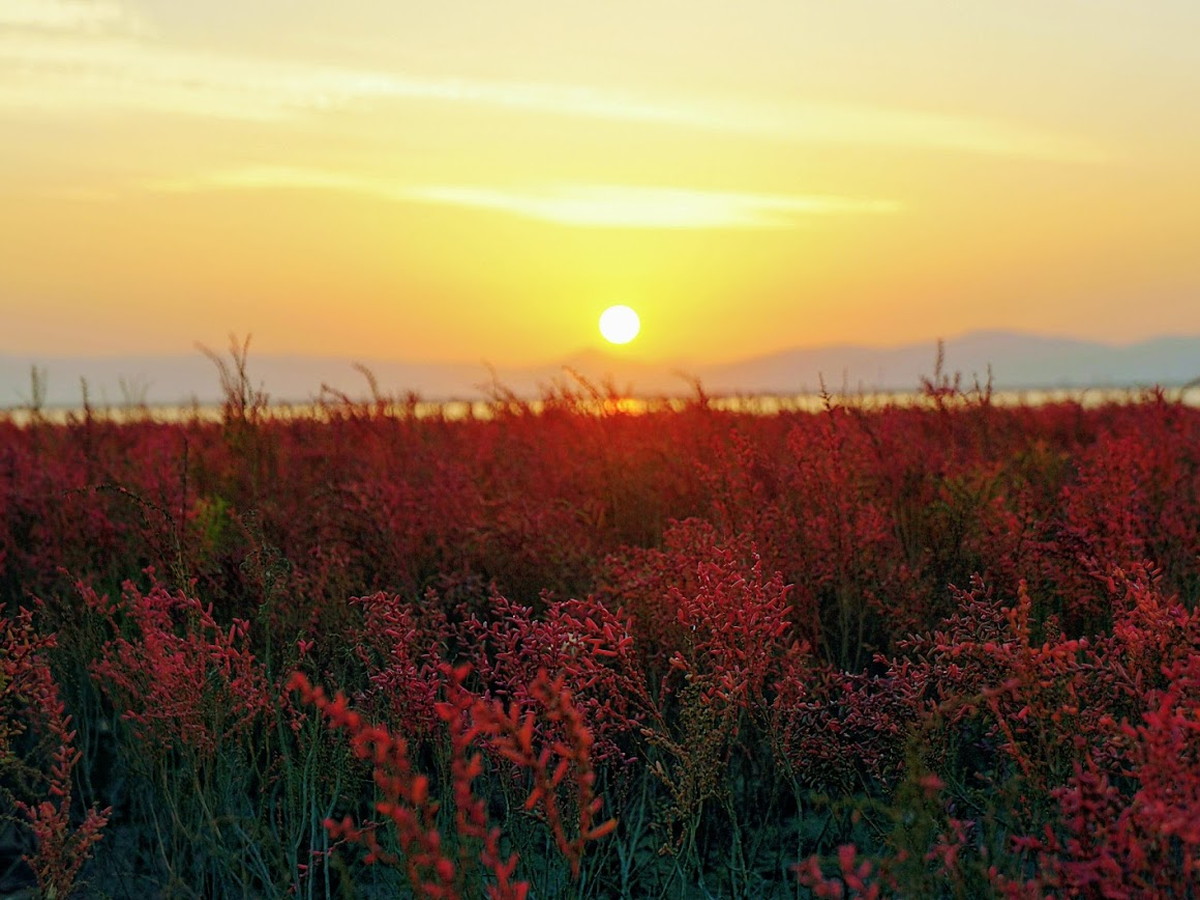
1 606 110 897
6 387 1200 894
84 578 270 757
288 663 615 897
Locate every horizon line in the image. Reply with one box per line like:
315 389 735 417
3 327 1199 368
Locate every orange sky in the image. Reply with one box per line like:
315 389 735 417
1 1 1198 366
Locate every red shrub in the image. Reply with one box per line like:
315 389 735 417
84 578 270 757
1 606 110 897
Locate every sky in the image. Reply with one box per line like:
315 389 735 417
1 0 1198 367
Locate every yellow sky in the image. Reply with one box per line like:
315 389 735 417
1 0 1198 365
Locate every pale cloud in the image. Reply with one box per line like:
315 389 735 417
0 34 312 121
0 0 146 34
407 184 901 228
769 102 1107 164
0 6 1107 163
145 167 410 198
144 166 901 229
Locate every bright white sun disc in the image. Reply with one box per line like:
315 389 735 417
599 305 640 344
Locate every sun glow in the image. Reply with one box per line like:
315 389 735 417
599 305 640 345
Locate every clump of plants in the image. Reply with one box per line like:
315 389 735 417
2 372 1200 896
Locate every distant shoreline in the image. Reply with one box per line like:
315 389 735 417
4 330 1200 411
5 384 1198 427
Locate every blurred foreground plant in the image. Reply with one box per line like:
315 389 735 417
288 663 616 899
2 606 110 898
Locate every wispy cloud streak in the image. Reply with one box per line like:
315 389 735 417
0 1 1108 163
0 0 146 34
146 167 901 229
146 167 407 197
407 184 900 228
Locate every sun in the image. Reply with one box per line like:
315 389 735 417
598 305 641 345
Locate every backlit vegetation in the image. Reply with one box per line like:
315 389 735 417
2 366 1200 896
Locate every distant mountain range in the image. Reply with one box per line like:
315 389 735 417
3 330 1199 409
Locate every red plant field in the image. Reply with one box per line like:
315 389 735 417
2 370 1199 897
